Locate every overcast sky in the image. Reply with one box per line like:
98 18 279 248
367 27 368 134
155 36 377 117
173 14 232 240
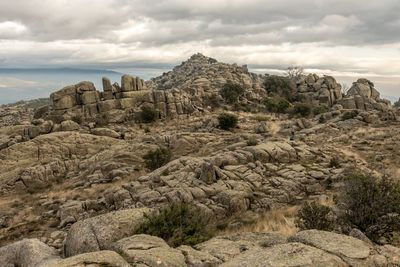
0 0 399 98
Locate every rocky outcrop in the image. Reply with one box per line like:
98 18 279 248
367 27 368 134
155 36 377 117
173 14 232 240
38 54 266 124
338 78 392 111
295 74 343 107
2 230 399 267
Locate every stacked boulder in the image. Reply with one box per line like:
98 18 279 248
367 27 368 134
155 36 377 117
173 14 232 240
45 75 148 123
295 74 343 107
338 78 391 111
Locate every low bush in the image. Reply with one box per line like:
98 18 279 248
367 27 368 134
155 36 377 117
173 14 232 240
337 174 400 244
341 110 359 120
137 106 159 123
135 203 214 247
295 201 335 231
220 82 245 104
313 105 329 115
218 113 238 130
264 97 290 113
143 146 171 170
292 103 312 117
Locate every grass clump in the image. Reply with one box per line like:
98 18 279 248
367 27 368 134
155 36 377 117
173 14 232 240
135 203 214 247
329 157 341 168
220 81 245 104
143 146 171 171
313 105 329 115
295 201 335 231
246 137 259 146
218 113 238 130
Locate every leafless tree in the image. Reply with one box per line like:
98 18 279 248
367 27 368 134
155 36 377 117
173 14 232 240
286 66 304 80
341 83 350 96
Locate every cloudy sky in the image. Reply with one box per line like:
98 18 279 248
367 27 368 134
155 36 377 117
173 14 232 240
0 0 400 100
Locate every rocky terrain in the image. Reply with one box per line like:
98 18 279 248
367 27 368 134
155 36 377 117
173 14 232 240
1 54 400 266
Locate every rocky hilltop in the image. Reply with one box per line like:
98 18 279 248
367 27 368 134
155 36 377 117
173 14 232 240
0 54 400 266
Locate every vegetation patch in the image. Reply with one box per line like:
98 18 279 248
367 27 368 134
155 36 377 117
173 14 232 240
264 97 290 113
295 201 335 231
135 203 215 247
341 110 359 120
220 82 245 104
143 146 171 171
218 113 238 130
137 106 159 123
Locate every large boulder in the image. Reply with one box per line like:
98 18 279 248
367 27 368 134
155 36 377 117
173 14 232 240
220 242 347 267
112 234 187 267
0 239 59 267
64 208 152 257
289 230 372 265
41 251 131 267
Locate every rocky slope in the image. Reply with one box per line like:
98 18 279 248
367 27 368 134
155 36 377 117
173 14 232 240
0 54 400 266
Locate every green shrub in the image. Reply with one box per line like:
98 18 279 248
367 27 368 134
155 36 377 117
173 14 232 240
218 113 238 130
143 146 171 170
220 82 245 104
246 137 259 146
135 203 214 247
313 105 329 115
341 110 359 120
329 157 341 168
137 106 159 123
338 175 400 243
292 103 312 117
263 75 296 101
264 97 290 113
318 115 326 124
295 201 335 231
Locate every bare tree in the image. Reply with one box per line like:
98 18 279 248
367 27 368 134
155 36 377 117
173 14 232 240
341 83 350 96
286 66 304 80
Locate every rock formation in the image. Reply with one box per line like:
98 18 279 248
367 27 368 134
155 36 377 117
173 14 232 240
338 78 392 111
295 74 343 107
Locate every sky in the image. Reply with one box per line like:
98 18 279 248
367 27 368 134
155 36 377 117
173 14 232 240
0 0 400 102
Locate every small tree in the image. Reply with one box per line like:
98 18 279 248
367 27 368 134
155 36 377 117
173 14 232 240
135 203 214 247
286 66 304 80
220 82 245 104
337 175 400 239
218 113 238 130
143 146 171 170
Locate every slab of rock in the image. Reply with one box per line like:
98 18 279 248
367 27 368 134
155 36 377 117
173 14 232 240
41 250 130 267
64 208 151 257
220 242 347 267
91 128 120 138
113 234 187 267
289 230 371 261
60 120 80 131
178 245 222 267
0 238 59 267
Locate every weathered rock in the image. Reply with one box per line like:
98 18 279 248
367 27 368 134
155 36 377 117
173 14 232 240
60 120 80 131
220 243 347 267
113 234 187 267
0 239 59 267
289 230 371 264
64 208 151 256
41 250 130 267
178 245 222 267
91 128 120 139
